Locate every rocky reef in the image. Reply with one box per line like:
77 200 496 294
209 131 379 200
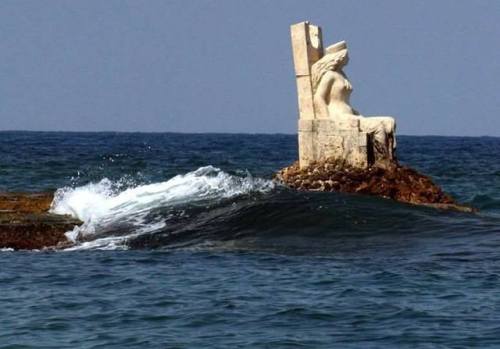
275 159 473 212
0 193 81 250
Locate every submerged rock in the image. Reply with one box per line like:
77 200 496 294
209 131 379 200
0 193 81 250
275 159 474 212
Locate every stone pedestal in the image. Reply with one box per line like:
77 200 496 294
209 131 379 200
298 119 371 168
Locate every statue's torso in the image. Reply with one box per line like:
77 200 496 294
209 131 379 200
326 71 356 119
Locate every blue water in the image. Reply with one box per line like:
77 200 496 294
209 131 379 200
1 131 500 348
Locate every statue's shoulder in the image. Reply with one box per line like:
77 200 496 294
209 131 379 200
323 70 341 80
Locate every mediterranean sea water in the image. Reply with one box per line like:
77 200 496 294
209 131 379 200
1 131 500 348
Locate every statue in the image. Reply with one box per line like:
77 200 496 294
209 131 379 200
290 22 397 169
311 41 396 163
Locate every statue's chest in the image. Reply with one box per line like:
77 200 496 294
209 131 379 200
330 78 352 98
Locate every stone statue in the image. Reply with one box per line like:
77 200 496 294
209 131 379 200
290 22 398 169
311 41 396 163
278 22 472 212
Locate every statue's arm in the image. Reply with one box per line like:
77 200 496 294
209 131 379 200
313 72 334 118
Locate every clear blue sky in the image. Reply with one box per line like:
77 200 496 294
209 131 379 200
0 0 499 135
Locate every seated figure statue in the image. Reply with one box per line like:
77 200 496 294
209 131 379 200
311 41 396 165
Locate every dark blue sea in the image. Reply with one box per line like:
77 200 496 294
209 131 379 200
1 131 500 348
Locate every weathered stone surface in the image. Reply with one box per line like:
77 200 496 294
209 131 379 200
275 159 474 212
290 21 323 120
0 193 81 250
299 119 369 169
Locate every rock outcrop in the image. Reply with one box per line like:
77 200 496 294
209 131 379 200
0 193 81 250
275 159 473 212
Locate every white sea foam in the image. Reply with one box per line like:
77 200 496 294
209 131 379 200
50 166 274 250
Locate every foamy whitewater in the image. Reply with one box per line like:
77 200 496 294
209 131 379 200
50 166 275 250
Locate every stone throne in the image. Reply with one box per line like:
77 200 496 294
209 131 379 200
290 21 396 169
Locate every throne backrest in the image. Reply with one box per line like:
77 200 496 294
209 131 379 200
290 22 323 121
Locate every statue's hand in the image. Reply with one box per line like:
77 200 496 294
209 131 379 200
344 80 352 91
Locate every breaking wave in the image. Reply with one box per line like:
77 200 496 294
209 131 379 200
50 166 275 250
49 165 487 253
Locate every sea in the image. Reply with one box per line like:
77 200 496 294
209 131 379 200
1 131 500 348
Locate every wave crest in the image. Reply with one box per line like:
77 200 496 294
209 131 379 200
50 166 275 249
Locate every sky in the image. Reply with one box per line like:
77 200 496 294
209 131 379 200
0 0 499 136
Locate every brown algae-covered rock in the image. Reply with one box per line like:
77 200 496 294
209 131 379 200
0 193 82 250
275 159 473 212
0 192 54 214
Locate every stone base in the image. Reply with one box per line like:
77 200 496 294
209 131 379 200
275 159 474 212
298 119 371 169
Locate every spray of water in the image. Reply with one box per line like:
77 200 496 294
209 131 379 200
50 166 275 250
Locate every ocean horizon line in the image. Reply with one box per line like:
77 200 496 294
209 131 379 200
0 130 498 139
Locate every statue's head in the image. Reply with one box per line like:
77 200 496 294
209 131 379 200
325 41 347 55
311 41 349 92
325 40 348 66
